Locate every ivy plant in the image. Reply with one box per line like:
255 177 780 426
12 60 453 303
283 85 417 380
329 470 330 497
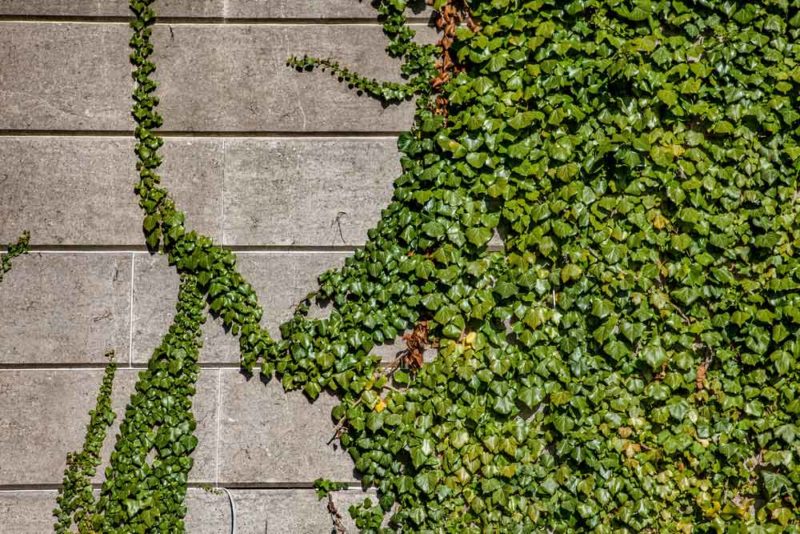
54 352 117 533
0 230 30 283
58 0 800 532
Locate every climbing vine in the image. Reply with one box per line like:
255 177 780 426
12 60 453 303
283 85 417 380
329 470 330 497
54 352 117 534
58 0 800 532
288 1 438 104
0 231 30 283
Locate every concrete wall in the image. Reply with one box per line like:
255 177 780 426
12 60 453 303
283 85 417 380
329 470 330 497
0 2 433 531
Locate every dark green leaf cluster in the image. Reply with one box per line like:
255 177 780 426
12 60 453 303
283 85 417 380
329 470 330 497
93 275 205 531
53 352 117 533
314 478 350 500
0 230 30 283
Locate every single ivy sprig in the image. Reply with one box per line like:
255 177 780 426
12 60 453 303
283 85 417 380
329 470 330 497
313 477 350 500
286 0 439 104
0 230 30 283
287 55 420 103
53 351 117 534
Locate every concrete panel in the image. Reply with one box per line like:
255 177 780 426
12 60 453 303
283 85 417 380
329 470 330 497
0 369 217 486
185 488 373 534
0 136 399 246
151 24 428 132
0 0 432 19
131 252 347 364
0 253 131 365
0 490 56 534
223 138 399 246
0 24 130 131
0 488 373 534
216 371 357 484
0 137 223 245
0 23 431 132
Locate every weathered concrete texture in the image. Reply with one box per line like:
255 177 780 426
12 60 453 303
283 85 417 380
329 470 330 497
150 23 432 132
185 488 374 533
0 253 131 365
0 0 432 19
0 490 57 534
0 488 372 534
0 22 432 132
0 369 217 486
0 136 399 246
217 372 357 484
0 137 223 245
223 138 399 246
0 24 130 130
0 368 357 487
132 252 347 364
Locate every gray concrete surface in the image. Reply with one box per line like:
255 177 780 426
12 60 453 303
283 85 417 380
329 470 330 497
0 137 400 246
0 0 432 20
0 22 432 132
0 254 131 365
0 488 373 533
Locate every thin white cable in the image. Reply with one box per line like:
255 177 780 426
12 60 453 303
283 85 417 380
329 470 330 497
220 487 237 534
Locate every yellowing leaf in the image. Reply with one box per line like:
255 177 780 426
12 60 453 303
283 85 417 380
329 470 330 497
464 331 477 347
652 212 669 229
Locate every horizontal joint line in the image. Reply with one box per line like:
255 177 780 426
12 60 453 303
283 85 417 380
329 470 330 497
0 130 404 139
0 482 363 492
0 16 433 26
0 363 247 371
16 245 361 253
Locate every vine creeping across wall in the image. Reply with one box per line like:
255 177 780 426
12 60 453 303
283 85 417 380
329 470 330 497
57 0 800 532
0 231 30 284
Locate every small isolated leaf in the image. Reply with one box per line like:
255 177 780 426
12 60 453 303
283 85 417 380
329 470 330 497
493 395 514 414
762 471 791 497
770 350 793 375
712 121 734 134
451 429 469 449
415 471 440 494
422 221 446 238
508 111 536 130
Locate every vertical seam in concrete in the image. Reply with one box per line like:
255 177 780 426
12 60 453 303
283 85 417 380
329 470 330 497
221 138 227 244
214 368 223 487
128 254 135 368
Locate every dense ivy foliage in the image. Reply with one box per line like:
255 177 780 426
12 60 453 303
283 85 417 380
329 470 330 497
58 0 800 531
0 231 30 283
279 0 800 530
